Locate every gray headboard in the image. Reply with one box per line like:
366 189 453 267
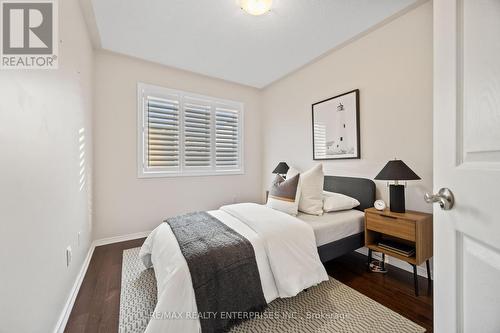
323 176 376 211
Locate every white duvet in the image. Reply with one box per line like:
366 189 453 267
139 203 328 333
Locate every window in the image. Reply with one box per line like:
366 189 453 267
138 83 244 177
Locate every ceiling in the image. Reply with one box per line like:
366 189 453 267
90 0 419 88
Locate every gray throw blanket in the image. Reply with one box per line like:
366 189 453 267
166 212 267 333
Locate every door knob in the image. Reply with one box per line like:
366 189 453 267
424 188 454 210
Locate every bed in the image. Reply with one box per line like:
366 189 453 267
297 209 365 247
313 175 376 263
140 203 329 333
139 175 375 333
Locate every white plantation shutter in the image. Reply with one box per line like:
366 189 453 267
146 96 180 170
215 106 240 169
183 99 212 168
138 83 243 177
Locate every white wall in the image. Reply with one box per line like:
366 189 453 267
260 2 433 275
93 51 262 239
0 0 94 332
261 1 433 214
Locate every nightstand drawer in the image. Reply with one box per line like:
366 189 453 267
366 213 415 241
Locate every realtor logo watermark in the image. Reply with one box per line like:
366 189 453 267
1 0 58 69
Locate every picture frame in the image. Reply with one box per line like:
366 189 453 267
312 89 360 160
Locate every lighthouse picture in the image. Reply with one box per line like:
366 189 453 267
312 89 360 160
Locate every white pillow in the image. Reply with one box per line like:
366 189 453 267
323 191 360 212
286 165 324 215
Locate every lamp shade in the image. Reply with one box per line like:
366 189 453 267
272 162 289 175
374 160 421 181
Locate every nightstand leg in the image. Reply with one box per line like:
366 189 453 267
412 264 419 296
367 249 372 268
381 253 386 270
426 259 432 293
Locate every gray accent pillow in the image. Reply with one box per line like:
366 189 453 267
266 174 301 215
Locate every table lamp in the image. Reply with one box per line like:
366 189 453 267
272 162 289 179
374 159 420 213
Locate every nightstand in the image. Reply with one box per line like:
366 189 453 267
364 207 433 296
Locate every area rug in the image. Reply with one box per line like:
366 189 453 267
119 247 425 333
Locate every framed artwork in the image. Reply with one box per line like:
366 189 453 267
312 89 360 160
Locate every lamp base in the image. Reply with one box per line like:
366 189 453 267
389 184 405 213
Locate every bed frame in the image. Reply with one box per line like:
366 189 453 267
317 175 376 263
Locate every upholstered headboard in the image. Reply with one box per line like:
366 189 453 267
323 176 376 211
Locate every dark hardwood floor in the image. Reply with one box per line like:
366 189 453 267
324 254 433 332
65 239 433 332
65 238 145 333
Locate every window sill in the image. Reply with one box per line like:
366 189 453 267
137 169 245 179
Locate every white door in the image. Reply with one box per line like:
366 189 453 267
433 0 500 332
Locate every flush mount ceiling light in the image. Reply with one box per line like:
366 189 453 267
240 0 272 16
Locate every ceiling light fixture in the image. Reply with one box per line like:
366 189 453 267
240 0 272 16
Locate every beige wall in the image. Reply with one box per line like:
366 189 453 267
0 0 94 332
93 51 262 239
261 1 433 214
93 2 433 242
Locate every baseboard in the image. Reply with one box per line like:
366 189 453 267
93 230 151 247
54 244 95 333
54 230 151 333
356 247 432 279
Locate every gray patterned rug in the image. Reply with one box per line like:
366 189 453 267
119 247 425 333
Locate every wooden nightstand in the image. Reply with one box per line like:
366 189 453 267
364 207 433 296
